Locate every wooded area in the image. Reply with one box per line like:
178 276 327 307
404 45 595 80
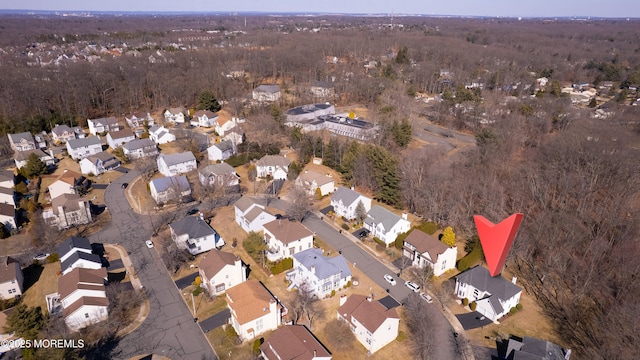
0 13 639 358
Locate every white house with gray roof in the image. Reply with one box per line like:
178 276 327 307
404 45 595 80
287 248 351 298
79 151 120 175
122 138 158 159
330 187 371 220
43 193 92 230
51 124 82 143
106 129 135 149
296 170 335 197
234 197 275 233
364 205 410 246
125 112 154 129
149 125 176 144
87 117 120 135
255 155 290 180
253 84 281 102
7 132 36 152
191 110 218 128
169 215 224 255
157 152 197 177
164 107 185 124
66 136 102 160
149 175 191 204
57 236 102 276
454 265 523 322
198 163 239 188
207 140 235 161
14 149 55 169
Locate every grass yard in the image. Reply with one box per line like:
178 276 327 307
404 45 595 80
20 262 60 312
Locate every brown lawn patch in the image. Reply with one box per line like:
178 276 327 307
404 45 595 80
21 262 60 312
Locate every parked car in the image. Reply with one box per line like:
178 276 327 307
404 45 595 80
384 274 396 286
145 240 154 248
121 183 128 189
405 281 420 292
187 208 199 215
420 293 433 303
33 253 50 261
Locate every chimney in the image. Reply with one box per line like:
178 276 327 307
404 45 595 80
401 212 408 220
310 265 315 274
339 294 347 307
512 276 517 285
366 296 372 302
350 186 354 191
199 212 204 221
314 350 316 357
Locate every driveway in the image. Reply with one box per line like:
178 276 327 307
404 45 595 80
88 170 217 360
199 309 231 333
456 311 494 330
175 272 199 290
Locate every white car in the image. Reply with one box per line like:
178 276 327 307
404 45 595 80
405 281 421 292
420 293 433 303
384 274 396 286
33 253 50 261
145 240 154 249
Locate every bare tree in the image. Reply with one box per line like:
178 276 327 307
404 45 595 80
132 156 157 182
289 281 323 330
323 319 357 352
287 185 313 222
406 265 434 291
404 292 434 359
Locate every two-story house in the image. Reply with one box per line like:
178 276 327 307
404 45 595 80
253 84 282 103
198 163 239 189
330 187 372 220
14 149 55 169
79 151 121 176
125 112 154 128
263 219 314 262
106 129 136 149
164 107 185 124
51 124 79 144
226 279 282 341
169 215 224 255
337 294 400 354
454 265 523 322
87 117 119 135
42 193 92 230
66 136 102 160
364 205 411 246
260 325 332 360
122 138 158 159
222 126 245 146
234 197 276 233
149 175 191 204
199 250 246 296
58 267 109 331
0 257 23 300
7 132 36 152
48 170 84 200
287 248 351 298
149 125 176 144
207 140 235 161
256 155 291 180
296 171 335 197
191 110 218 128
157 152 197 177
403 229 457 277
58 236 102 276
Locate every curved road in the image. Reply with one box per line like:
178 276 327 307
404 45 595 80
89 170 217 360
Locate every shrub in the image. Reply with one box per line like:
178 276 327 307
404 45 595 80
252 338 264 355
509 307 518 315
192 276 202 287
331 290 336 297
457 247 484 271
415 221 438 235
395 231 410 249
341 223 350 230
516 303 523 311
192 287 204 296
225 324 239 338
270 257 293 274
47 253 60 263
469 301 477 311
373 237 387 247
396 330 408 342
462 298 469 306
346 281 352 288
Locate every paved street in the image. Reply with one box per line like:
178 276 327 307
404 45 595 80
89 170 217 360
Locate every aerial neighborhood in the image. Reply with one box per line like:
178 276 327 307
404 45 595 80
6 10 638 360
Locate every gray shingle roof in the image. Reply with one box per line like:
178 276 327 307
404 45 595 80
57 236 92 258
456 266 522 303
254 84 280 93
255 155 290 168
67 136 101 150
122 138 155 151
60 251 102 273
8 132 34 144
14 149 49 161
364 205 403 231
90 116 117 126
234 196 262 213
293 248 351 281
331 187 364 207
159 152 196 167
170 216 217 239
149 175 190 193
199 163 235 178
51 124 73 136
213 140 234 152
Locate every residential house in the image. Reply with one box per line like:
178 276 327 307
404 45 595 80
207 140 235 161
148 125 176 144
191 110 218 128
157 152 197 177
106 129 135 149
7 132 36 152
330 187 372 221
51 124 77 143
498 335 572 360
0 257 23 300
58 267 109 331
296 171 335 197
0 169 14 189
337 294 400 354
214 117 240 137
48 170 84 200
42 193 92 230
14 149 55 169
149 175 191 204
364 206 411 246
310 81 335 98
34 134 46 149
234 197 276 233
169 215 224 255
57 236 102 276
198 163 239 189
87 117 119 135
253 84 282 102
66 136 102 160
287 248 351 298
454 265 523 322
260 325 332 360
122 138 158 159
79 151 121 176
226 279 282 341
0 188 15 207
199 250 246 296
222 126 245 146
164 107 185 124
263 219 314 262
0 204 16 231
125 111 154 128
255 155 291 180
403 229 457 277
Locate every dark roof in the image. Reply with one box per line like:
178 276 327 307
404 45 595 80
285 103 333 116
0 203 14 217
60 251 102 273
107 129 134 140
0 169 15 184
456 266 522 302
503 336 571 360
170 216 217 239
57 236 92 258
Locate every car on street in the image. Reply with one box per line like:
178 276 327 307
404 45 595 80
384 274 396 286
33 253 50 261
420 293 433 303
405 281 421 292
121 183 128 189
145 240 154 248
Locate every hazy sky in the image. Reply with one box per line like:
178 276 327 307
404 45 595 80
2 0 639 18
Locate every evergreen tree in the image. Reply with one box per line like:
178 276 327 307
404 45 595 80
3 304 45 339
196 90 222 112
22 153 47 179
355 200 367 224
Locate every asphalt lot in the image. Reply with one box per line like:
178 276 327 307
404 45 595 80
199 309 231 333
175 271 199 290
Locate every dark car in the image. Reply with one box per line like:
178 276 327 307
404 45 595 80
121 183 128 189
187 208 199 215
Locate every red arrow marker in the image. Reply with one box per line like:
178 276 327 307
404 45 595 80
474 213 524 277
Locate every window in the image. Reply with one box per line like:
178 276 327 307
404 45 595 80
473 289 479 299
255 318 264 332
441 261 447 270
215 284 225 293
11 279 15 284
85 313 90 318
289 248 295 255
